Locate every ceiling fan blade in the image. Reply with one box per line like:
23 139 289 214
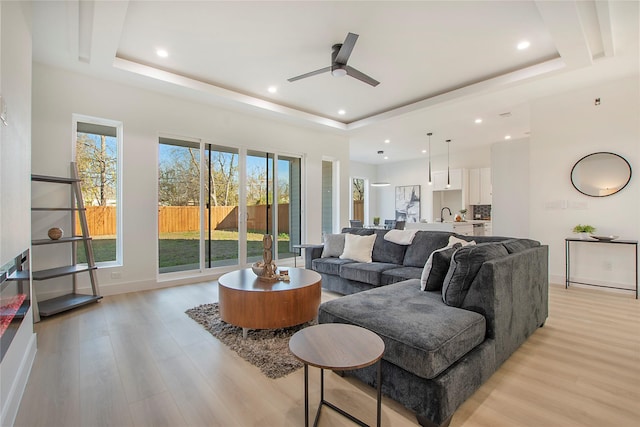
287 66 331 82
346 66 380 87
334 32 359 64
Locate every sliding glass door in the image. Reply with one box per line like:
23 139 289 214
158 138 201 273
278 155 301 261
246 151 273 263
205 144 239 268
159 139 301 274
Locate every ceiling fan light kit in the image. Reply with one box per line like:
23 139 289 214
288 32 380 87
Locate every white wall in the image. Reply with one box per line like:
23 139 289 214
349 161 377 226
530 76 639 288
0 2 37 426
31 63 350 295
370 146 491 222
491 138 530 237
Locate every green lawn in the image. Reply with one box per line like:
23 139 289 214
79 231 293 268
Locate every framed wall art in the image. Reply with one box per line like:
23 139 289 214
395 185 420 223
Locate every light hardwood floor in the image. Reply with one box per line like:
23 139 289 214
13 282 640 427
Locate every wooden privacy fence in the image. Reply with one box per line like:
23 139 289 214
82 205 291 236
352 200 364 222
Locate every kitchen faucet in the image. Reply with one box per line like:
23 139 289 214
440 207 452 223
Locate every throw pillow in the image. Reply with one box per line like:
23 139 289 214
420 243 462 291
340 233 377 263
442 243 509 307
321 233 345 258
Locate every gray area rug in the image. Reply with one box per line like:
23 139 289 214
185 302 313 379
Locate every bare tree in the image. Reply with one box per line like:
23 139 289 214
76 133 117 206
352 178 365 201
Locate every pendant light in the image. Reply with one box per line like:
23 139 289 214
371 150 390 187
427 132 433 185
446 139 451 188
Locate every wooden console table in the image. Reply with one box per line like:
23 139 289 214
565 238 638 299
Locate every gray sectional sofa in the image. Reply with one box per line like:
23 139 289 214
305 228 548 427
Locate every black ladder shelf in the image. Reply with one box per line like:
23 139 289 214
27 162 102 321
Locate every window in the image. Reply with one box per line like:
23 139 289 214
321 160 335 235
73 115 122 265
158 139 301 274
351 177 365 224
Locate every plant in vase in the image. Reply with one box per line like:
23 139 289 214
373 217 380 226
572 224 596 239
459 209 467 221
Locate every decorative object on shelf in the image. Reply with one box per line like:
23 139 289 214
395 185 421 223
570 152 632 197
590 235 619 242
253 234 278 281
47 227 63 240
373 217 380 226
572 224 596 240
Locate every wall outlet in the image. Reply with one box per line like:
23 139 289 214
111 271 122 279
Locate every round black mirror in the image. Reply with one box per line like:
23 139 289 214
570 152 631 197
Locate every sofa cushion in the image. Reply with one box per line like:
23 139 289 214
380 266 424 285
372 230 407 264
420 243 462 291
442 243 509 307
403 231 454 267
321 233 345 258
312 257 356 276
318 280 486 379
340 262 399 286
340 233 377 263
501 238 540 254
342 227 375 236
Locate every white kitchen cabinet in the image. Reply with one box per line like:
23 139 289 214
468 167 492 205
433 169 462 191
484 222 492 236
452 223 473 236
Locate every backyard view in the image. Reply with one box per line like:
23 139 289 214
80 229 290 269
76 131 299 271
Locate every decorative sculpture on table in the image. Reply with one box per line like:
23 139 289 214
252 234 278 281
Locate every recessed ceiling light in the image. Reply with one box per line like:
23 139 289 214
475 118 483 124
156 48 169 58
338 109 346 115
384 139 390 144
267 86 277 93
517 41 530 50
384 156 388 160
422 149 427 154
505 135 512 140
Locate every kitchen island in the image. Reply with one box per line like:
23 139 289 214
406 220 491 236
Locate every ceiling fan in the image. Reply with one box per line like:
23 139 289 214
288 32 380 87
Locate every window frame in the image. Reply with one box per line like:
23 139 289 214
72 113 123 267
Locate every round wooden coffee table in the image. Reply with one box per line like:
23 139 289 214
218 267 321 338
289 323 385 427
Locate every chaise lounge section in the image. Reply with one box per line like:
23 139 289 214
306 228 548 427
